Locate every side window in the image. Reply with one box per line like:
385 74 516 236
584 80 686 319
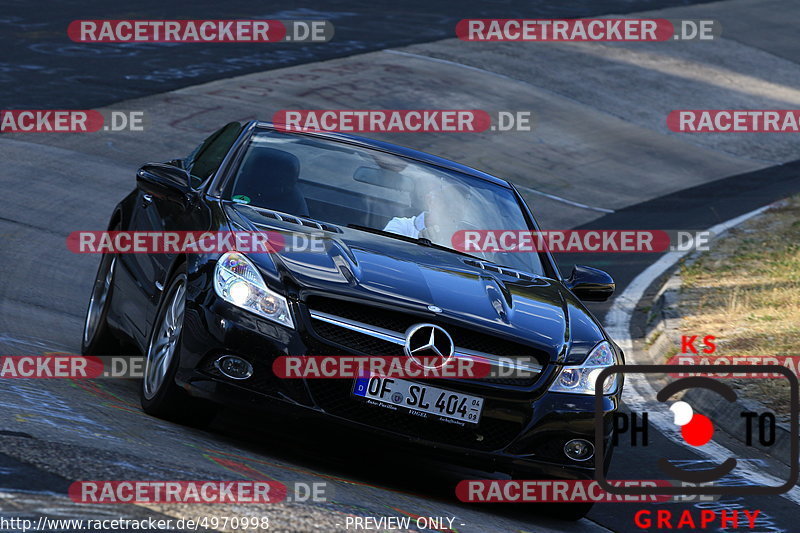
185 122 243 188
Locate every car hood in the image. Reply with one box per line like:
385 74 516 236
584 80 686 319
224 203 606 363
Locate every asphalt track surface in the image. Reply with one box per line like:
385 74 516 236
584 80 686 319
2 0 800 532
3 0 721 109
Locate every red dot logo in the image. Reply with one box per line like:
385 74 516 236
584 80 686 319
681 413 714 446
670 401 714 446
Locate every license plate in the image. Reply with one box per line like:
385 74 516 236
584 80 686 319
352 375 483 425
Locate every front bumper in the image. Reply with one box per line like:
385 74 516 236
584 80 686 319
175 285 621 477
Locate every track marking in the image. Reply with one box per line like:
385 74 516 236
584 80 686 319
384 49 527 84
514 184 615 213
383 50 615 215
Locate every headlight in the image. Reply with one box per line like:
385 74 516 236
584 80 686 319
214 252 294 329
549 341 618 395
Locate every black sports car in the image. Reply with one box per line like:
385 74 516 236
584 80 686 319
81 121 622 519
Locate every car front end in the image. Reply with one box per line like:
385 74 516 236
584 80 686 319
174 198 623 481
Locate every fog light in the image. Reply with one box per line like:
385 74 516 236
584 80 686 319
564 439 594 461
214 355 253 380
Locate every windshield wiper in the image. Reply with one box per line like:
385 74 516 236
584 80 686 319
346 224 484 261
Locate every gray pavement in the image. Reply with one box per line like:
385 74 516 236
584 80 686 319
1 0 800 531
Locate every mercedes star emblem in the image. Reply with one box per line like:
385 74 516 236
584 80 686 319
403 323 455 369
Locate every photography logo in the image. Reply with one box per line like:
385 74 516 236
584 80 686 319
594 365 798 496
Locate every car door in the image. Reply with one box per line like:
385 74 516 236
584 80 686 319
122 122 243 338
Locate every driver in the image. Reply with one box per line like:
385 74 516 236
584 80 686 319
383 179 469 242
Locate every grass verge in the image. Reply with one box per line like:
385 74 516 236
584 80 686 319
679 195 800 415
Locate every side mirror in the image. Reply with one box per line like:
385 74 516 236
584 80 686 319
136 163 191 204
566 265 615 302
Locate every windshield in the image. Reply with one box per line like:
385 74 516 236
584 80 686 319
223 129 544 275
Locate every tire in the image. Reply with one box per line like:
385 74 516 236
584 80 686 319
81 250 122 355
140 266 215 427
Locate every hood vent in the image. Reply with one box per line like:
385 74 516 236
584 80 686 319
249 207 341 233
462 259 537 282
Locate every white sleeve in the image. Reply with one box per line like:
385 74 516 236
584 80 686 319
383 217 416 238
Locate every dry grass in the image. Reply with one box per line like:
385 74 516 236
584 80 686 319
679 196 800 415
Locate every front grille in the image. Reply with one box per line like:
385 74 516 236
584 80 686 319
311 320 538 386
308 379 523 452
307 296 547 361
301 299 538 451
305 296 546 388
310 320 405 357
